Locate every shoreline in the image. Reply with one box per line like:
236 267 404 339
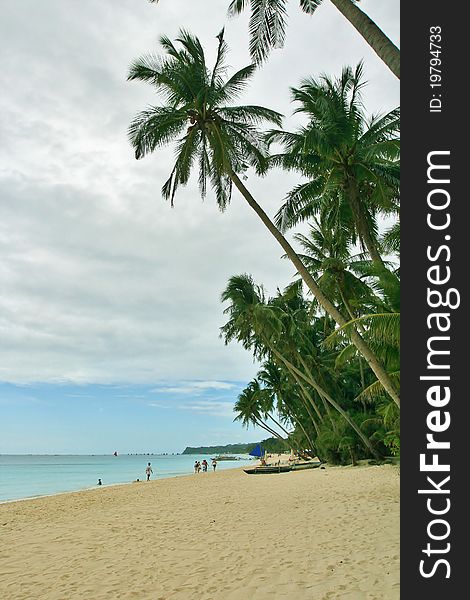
0 455 255 505
0 463 250 506
0 463 399 599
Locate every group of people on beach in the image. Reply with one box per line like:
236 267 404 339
97 458 218 486
194 458 217 473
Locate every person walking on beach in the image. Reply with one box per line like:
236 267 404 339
145 462 153 481
194 460 201 474
212 458 217 472
202 459 208 472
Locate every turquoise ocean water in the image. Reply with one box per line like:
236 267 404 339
0 454 254 503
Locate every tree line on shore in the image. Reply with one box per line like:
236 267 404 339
130 1 400 464
182 437 288 456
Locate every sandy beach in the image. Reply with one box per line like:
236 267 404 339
0 463 399 600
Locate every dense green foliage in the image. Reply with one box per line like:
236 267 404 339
220 67 400 465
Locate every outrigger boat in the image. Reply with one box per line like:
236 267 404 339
243 461 322 475
291 461 322 471
243 464 292 474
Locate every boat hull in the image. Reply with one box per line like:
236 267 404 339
243 462 322 474
243 465 292 474
291 461 322 471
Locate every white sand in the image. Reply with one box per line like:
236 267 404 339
0 464 399 599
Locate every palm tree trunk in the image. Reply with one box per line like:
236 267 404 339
269 347 324 423
254 416 286 441
297 391 321 437
284 404 318 454
345 177 388 273
330 0 400 79
271 347 381 459
338 286 367 398
265 412 307 455
267 413 292 437
230 171 400 408
295 354 337 431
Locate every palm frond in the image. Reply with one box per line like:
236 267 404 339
324 312 400 349
216 65 257 103
227 0 249 15
274 177 327 231
356 372 400 403
128 106 188 159
248 0 288 63
300 0 323 13
335 344 358 369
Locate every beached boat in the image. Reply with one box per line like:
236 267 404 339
213 455 240 461
243 465 292 474
291 461 322 471
244 461 323 474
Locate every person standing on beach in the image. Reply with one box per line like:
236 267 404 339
202 459 208 472
212 458 217 472
145 462 153 481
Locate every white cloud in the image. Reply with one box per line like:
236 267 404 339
152 381 236 395
0 0 399 386
178 400 235 418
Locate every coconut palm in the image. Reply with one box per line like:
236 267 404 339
257 360 318 450
291 218 383 318
221 273 382 457
270 64 400 277
128 30 399 407
234 380 288 441
227 0 400 78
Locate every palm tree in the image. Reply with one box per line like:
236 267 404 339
227 0 400 78
234 381 288 441
221 273 382 457
291 218 382 319
270 64 399 279
257 360 318 450
127 30 400 407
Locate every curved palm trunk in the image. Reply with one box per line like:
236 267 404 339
346 179 401 315
338 284 367 402
267 413 292 437
339 286 359 326
297 392 321 437
270 347 324 423
280 350 381 459
268 344 380 458
284 404 318 454
267 411 306 454
345 177 388 274
330 0 400 79
230 171 400 408
296 354 337 431
254 416 286 441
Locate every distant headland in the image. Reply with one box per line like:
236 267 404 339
181 437 288 455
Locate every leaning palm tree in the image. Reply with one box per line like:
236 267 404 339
221 273 383 457
234 381 287 441
227 0 400 78
127 29 399 407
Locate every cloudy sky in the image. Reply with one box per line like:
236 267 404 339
0 0 399 454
